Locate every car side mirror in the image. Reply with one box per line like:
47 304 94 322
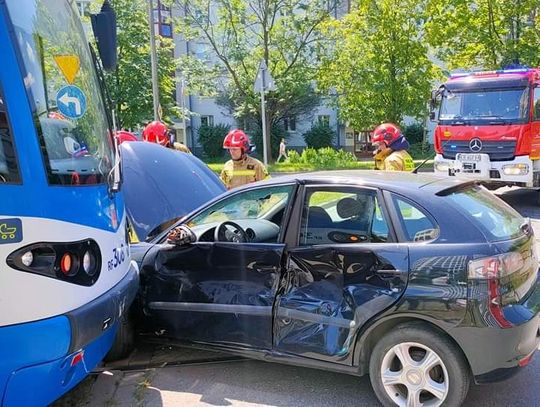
166 225 196 246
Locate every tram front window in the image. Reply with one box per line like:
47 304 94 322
5 0 114 185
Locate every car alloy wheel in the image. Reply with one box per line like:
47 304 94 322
369 323 470 407
380 342 449 407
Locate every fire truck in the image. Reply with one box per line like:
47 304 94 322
432 68 540 187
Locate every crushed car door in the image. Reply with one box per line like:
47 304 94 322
144 184 297 350
144 242 284 349
273 185 409 364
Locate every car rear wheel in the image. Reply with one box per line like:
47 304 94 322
369 323 470 407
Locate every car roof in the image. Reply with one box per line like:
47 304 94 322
239 170 469 196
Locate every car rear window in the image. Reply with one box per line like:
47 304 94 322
446 185 524 240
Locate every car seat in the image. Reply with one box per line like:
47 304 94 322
336 197 371 231
307 206 333 228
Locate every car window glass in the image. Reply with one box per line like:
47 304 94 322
299 188 389 245
188 185 294 243
446 185 523 240
393 196 439 242
0 87 20 183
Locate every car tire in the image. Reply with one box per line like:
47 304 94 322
104 313 135 362
369 322 470 407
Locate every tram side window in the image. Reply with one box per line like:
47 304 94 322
0 90 20 184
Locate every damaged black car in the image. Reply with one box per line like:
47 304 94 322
121 146 540 407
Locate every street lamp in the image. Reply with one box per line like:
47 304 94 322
146 0 160 121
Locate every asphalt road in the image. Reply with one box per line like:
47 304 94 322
55 187 540 407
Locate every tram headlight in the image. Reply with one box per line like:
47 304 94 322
83 250 97 276
21 251 33 267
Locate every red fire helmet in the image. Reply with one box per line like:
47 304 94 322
143 121 169 146
372 123 402 145
223 129 250 152
116 130 138 145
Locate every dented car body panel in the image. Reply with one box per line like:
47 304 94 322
273 244 408 364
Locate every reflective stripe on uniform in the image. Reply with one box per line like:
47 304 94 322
229 169 257 176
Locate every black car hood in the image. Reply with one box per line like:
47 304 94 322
121 142 226 241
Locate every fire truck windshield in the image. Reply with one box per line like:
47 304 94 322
439 87 529 125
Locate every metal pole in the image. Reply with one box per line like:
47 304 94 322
147 0 160 121
260 90 268 166
181 78 187 144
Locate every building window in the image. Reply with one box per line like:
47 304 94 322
201 115 214 127
76 0 91 17
318 115 330 126
153 1 173 39
284 116 296 132
193 42 208 60
160 24 172 37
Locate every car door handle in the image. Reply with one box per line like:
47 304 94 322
254 265 278 274
375 269 406 277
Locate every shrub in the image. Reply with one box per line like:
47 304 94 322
288 147 357 169
198 124 230 158
302 123 336 149
403 123 425 145
286 150 300 163
408 142 435 159
251 124 287 159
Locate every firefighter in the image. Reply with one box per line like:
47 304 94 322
173 141 191 154
142 120 170 146
115 130 138 145
220 129 269 190
372 123 414 171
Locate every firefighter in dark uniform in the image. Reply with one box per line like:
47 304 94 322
372 123 415 171
220 129 269 190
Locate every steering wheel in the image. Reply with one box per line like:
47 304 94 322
215 221 248 243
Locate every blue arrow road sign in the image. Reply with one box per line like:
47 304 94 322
56 85 87 119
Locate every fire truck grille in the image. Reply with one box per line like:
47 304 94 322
442 140 516 161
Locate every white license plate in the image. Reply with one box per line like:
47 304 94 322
457 153 482 162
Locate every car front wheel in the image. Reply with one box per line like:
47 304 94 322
369 323 470 407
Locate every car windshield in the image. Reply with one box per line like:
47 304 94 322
188 185 292 227
439 87 529 124
446 185 524 241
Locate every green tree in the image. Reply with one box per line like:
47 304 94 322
425 0 540 69
95 0 179 129
317 0 440 130
174 0 336 159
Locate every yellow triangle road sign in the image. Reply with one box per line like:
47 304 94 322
53 55 81 84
